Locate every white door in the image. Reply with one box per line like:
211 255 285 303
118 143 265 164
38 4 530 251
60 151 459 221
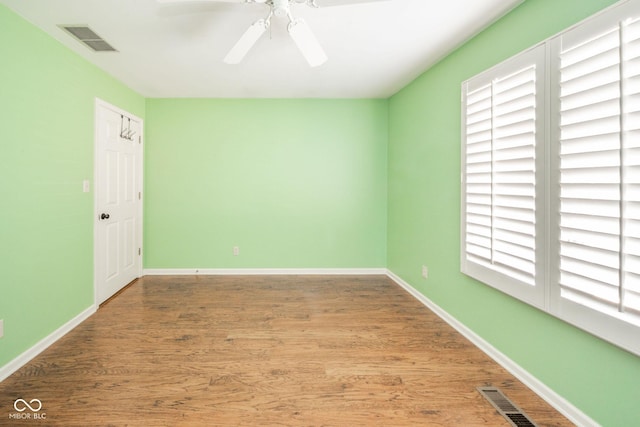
94 100 143 305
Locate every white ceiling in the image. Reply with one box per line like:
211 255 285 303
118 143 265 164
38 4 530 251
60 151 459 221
1 0 523 98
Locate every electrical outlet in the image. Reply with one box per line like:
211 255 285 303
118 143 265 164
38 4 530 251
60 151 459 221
233 246 240 256
0 319 4 339
422 265 429 279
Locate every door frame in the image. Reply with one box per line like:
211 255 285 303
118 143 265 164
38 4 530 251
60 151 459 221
93 98 144 307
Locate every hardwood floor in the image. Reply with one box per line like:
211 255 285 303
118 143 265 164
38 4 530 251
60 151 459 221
0 275 574 426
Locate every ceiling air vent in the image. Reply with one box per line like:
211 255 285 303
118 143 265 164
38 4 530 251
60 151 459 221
477 387 538 427
59 25 117 52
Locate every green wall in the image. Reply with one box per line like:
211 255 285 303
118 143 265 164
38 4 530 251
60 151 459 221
3 0 640 425
144 98 387 269
387 0 640 425
0 5 144 367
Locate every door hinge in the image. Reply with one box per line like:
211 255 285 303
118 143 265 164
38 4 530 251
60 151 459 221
138 192 141 200
138 248 141 256
138 135 142 144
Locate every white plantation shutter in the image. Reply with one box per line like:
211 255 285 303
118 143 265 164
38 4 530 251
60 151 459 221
463 0 640 356
552 11 640 334
620 16 640 321
557 23 624 315
462 45 545 308
492 66 538 284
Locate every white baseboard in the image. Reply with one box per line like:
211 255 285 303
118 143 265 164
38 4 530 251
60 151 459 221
143 268 388 276
385 270 599 427
0 305 96 383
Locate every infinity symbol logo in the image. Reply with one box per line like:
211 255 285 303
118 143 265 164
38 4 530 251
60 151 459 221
14 398 43 412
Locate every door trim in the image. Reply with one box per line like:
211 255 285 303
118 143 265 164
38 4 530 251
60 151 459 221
93 98 143 307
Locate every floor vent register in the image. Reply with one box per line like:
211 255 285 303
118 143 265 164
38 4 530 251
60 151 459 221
477 387 538 427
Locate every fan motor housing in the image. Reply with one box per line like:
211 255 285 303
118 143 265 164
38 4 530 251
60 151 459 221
273 0 290 17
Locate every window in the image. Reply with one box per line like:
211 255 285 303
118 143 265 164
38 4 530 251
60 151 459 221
461 45 546 309
462 0 640 356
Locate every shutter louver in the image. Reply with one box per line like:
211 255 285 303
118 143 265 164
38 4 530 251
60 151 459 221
558 18 640 326
465 84 494 264
464 65 537 286
621 17 640 319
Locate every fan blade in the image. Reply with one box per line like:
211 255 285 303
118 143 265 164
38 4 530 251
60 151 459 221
224 19 268 64
313 0 389 7
157 0 246 3
288 19 327 67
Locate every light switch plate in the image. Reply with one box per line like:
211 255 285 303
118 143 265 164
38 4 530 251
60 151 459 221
0 319 4 339
83 180 90 193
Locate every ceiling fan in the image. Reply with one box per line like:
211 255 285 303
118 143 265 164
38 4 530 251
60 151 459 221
158 0 388 67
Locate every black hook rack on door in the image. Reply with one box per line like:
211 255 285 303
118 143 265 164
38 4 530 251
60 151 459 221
119 114 136 141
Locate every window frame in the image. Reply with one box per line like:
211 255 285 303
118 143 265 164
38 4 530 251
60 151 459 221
460 43 547 310
547 0 640 355
461 0 640 357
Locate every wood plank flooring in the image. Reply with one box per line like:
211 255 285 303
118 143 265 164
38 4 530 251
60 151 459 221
0 275 574 426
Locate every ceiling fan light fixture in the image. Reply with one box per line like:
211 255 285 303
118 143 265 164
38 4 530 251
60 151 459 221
223 19 268 64
273 0 290 17
288 19 327 67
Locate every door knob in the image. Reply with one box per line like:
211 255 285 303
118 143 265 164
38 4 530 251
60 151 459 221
100 213 110 220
